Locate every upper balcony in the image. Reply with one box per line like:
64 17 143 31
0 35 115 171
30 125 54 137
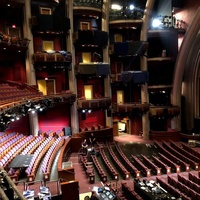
30 14 70 34
109 41 148 58
0 31 30 54
75 62 110 76
73 0 103 16
149 105 180 118
109 5 144 29
33 51 72 70
112 102 150 115
77 97 111 110
73 30 108 48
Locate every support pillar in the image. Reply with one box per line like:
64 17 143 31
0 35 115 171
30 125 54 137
23 0 39 135
140 0 155 140
102 0 112 127
66 0 79 134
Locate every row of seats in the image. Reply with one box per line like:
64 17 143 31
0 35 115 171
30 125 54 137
114 142 140 178
99 148 119 180
90 155 107 182
21 136 45 155
162 141 198 170
141 154 161 176
168 175 200 200
79 124 104 132
41 137 65 181
156 177 191 200
158 153 180 173
121 182 143 200
152 155 171 174
189 172 200 185
181 142 200 158
131 155 151 177
0 132 17 144
0 134 24 158
177 174 200 194
79 154 95 184
154 141 189 172
0 134 30 168
25 137 54 181
170 141 200 164
107 143 130 180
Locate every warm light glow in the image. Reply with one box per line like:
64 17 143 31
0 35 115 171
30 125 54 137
12 24 16 28
111 4 122 10
117 90 124 104
84 85 93 99
82 52 91 63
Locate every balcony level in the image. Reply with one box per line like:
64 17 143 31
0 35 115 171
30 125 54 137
110 41 148 57
77 97 112 110
30 15 70 34
73 30 108 48
0 31 30 53
73 0 102 16
33 51 72 70
149 105 180 118
76 62 110 76
112 102 150 115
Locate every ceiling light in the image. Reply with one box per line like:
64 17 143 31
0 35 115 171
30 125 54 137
111 4 122 10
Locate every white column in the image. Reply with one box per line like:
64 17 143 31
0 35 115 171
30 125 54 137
102 0 112 127
140 0 155 140
23 0 36 85
29 111 39 136
24 0 39 135
66 0 79 134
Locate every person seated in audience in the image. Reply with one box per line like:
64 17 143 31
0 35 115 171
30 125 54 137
82 139 88 155
8 168 15 176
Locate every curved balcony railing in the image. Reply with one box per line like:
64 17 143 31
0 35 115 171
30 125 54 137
77 97 111 110
33 51 72 70
109 8 144 21
0 31 30 49
76 62 110 76
149 105 180 118
73 0 103 9
112 102 150 114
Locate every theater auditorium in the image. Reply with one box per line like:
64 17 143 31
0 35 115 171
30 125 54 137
0 0 200 200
